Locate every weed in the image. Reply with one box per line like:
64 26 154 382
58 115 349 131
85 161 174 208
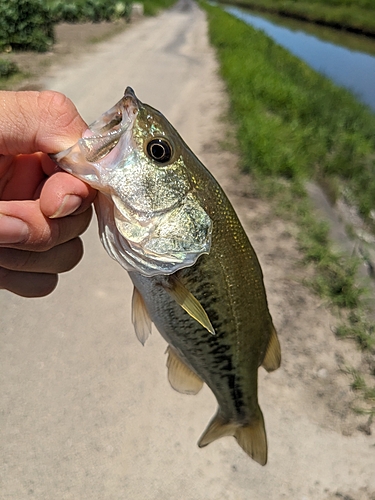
0 69 29 91
336 311 375 351
0 59 18 78
142 0 176 16
342 366 375 415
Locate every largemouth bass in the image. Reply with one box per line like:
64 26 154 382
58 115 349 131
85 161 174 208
52 87 281 465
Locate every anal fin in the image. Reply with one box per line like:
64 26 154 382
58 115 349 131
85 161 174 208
262 326 281 372
166 346 204 395
198 406 268 466
163 276 215 335
132 286 152 345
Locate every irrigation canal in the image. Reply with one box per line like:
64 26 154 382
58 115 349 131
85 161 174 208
225 5 375 112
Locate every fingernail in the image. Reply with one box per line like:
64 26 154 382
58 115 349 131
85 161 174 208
50 194 82 219
0 215 29 244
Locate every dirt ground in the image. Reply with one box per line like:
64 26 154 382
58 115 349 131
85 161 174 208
1 2 375 499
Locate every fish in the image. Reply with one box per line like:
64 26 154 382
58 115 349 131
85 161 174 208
52 87 281 465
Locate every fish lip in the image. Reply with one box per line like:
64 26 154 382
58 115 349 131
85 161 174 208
124 86 137 101
86 86 139 139
50 86 140 168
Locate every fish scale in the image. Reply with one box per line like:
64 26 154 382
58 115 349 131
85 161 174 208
129 270 244 410
52 86 281 465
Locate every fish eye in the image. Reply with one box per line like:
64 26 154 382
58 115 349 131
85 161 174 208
146 138 172 164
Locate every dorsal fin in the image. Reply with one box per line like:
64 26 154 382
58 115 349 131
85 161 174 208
162 276 215 335
131 286 152 345
166 346 204 395
262 326 281 372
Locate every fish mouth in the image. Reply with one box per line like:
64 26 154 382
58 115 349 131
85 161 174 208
86 86 139 140
80 87 140 163
50 87 140 184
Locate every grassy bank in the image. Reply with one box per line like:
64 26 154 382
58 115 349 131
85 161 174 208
204 5 375 219
222 0 375 36
202 3 375 412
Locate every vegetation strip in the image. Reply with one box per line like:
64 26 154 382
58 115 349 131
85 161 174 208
0 0 177 89
0 0 176 53
202 2 375 414
221 0 375 37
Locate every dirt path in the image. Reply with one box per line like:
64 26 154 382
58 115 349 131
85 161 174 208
1 2 374 499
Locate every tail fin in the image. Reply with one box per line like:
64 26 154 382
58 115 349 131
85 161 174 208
197 407 267 465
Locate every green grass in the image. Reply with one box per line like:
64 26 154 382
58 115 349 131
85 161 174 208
222 0 375 35
336 311 375 351
204 3 375 216
257 175 367 310
202 3 375 356
142 0 176 15
204 4 375 219
0 59 20 88
342 366 375 416
0 67 29 91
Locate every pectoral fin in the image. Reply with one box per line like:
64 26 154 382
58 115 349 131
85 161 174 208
163 276 215 335
131 286 152 345
166 346 204 395
262 326 281 372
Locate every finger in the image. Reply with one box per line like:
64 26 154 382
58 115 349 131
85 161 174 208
0 90 87 155
0 200 92 251
0 267 58 297
0 153 47 201
39 171 97 218
0 238 83 274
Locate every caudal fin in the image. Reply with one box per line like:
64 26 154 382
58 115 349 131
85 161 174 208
197 407 267 465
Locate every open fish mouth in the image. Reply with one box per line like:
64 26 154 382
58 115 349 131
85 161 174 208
50 87 140 182
84 87 139 141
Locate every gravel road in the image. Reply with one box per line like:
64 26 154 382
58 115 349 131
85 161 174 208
1 1 375 499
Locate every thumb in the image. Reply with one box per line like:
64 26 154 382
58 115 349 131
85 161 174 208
0 90 87 155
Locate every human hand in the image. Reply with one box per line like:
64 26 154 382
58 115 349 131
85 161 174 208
0 90 97 297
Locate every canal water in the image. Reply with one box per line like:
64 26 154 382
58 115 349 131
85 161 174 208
225 6 375 112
